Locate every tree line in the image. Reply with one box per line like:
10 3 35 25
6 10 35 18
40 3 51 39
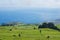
38 22 60 31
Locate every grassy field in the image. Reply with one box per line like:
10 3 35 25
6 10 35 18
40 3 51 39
0 25 60 40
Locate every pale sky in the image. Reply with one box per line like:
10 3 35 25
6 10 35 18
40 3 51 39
0 0 60 8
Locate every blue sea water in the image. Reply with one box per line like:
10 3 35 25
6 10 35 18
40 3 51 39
0 8 60 24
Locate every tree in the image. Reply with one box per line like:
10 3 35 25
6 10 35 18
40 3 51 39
47 22 55 28
38 25 42 29
38 22 48 29
38 22 60 31
42 22 48 28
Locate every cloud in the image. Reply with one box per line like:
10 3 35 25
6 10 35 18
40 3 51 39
0 0 60 8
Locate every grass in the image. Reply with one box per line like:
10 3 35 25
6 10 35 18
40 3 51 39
0 25 60 40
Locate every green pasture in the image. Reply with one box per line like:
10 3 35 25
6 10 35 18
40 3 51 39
0 25 60 40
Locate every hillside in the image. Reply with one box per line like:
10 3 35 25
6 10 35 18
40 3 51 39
0 24 60 40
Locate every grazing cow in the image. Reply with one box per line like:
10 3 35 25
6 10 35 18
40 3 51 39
47 36 50 40
34 27 36 30
18 34 21 37
40 30 41 33
10 29 12 31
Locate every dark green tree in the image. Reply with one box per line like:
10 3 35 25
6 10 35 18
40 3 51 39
42 22 48 28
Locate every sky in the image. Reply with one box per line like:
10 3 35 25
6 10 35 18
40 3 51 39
0 0 60 24
0 0 60 8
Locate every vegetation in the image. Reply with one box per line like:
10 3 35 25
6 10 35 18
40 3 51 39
0 22 60 40
38 22 60 31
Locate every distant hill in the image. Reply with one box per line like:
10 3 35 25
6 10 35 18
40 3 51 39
54 19 60 24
